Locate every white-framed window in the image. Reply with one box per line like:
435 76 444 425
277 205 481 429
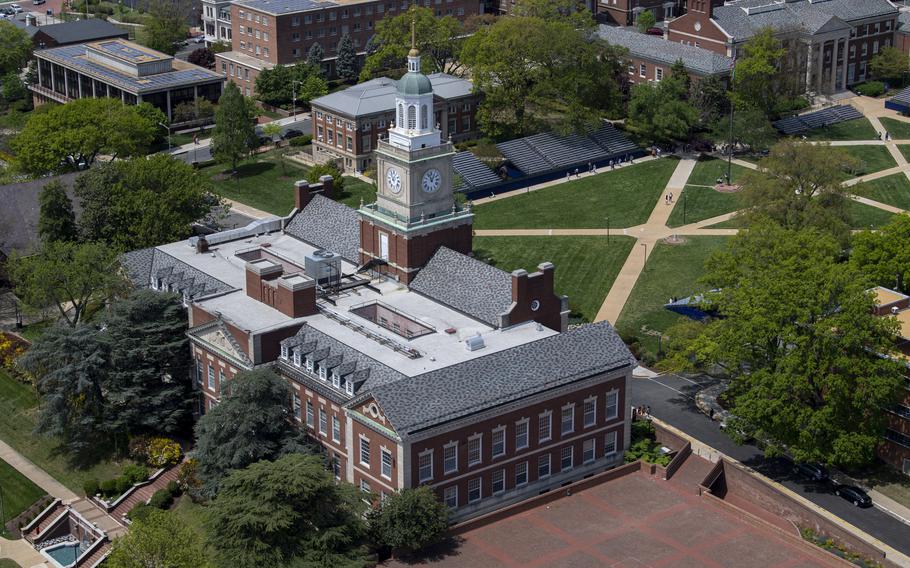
515 461 528 486
292 392 301 421
331 454 341 478
207 365 215 390
655 67 663 81
382 448 394 479
306 357 313 372
293 350 301 366
491 427 505 458
360 479 371 494
280 345 288 359
583 397 597 428
491 469 505 494
319 409 327 435
560 446 573 471
332 372 340 389
444 485 458 508
538 411 552 443
583 438 596 464
537 453 551 479
345 380 354 396
418 449 433 482
628 64 634 75
443 442 458 474
332 416 341 442
605 391 619 420
467 434 482 466
467 477 481 503
318 366 327 381
306 400 314 427
515 419 529 450
360 436 370 466
873 40 879 55
219 369 226 388
561 404 575 436
605 431 617 456
195 360 202 385
639 63 646 77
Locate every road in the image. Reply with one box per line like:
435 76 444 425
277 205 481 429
168 116 311 165
631 373 910 556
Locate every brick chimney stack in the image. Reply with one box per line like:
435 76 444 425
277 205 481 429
502 262 568 332
294 176 335 210
244 259 317 318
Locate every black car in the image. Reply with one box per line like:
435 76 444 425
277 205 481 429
793 462 829 482
282 129 304 140
834 484 872 508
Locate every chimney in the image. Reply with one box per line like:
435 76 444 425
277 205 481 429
195 235 209 254
503 262 568 332
318 174 334 200
293 176 335 210
245 259 283 303
275 274 317 318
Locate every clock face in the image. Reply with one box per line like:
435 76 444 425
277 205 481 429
422 169 442 193
386 167 402 194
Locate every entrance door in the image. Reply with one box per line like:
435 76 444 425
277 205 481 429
379 233 389 260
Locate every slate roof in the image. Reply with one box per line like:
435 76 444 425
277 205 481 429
597 25 733 76
120 247 233 299
0 173 80 256
310 74 473 118
370 321 635 434
284 194 360 261
899 11 910 33
34 19 128 45
409 246 513 328
235 0 337 16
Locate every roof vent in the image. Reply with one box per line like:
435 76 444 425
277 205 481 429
743 3 784 15
465 334 485 352
892 306 900 315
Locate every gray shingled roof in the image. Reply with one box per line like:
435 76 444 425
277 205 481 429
410 247 513 328
311 74 473 118
713 0 894 42
35 19 128 45
284 194 360 261
370 321 635 434
0 173 80 256
234 0 337 15
597 25 732 76
120 247 232 299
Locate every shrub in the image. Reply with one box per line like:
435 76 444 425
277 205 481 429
127 503 152 522
148 488 174 510
289 134 312 147
115 476 132 495
123 464 150 485
854 81 886 97
128 435 151 464
83 479 100 497
99 479 118 497
166 480 180 496
147 437 182 468
176 458 201 496
366 486 449 555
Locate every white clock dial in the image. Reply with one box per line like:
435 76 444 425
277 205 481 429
386 167 402 194
422 169 442 193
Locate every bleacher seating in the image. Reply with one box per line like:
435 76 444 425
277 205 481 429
452 151 501 191
772 105 863 135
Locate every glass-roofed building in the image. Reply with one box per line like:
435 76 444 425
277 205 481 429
31 39 225 123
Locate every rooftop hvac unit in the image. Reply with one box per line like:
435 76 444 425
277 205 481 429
305 250 341 286
465 334 485 352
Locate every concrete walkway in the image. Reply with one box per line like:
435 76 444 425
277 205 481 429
0 536 47 567
0 439 77 501
223 198 273 220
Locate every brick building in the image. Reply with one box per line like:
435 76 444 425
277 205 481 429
594 0 688 27
870 287 910 475
309 73 479 172
123 49 634 520
667 0 898 94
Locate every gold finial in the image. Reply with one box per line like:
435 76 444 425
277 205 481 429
408 9 419 57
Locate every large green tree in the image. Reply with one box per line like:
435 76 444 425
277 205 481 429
692 74 730 127
851 213 910 293
205 454 369 568
0 20 32 76
37 180 78 244
627 65 698 144
75 154 223 251
107 509 210 568
636 9 656 33
141 0 191 55
211 82 258 172
680 222 905 467
254 62 328 107
335 33 360 82
870 46 910 85
731 27 789 116
307 42 325 69
711 105 777 153
367 486 448 556
12 98 159 176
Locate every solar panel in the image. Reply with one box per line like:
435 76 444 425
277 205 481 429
772 105 863 135
452 151 500 190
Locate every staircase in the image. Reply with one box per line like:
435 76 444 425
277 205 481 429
25 500 66 542
666 452 716 494
77 540 111 568
110 465 181 520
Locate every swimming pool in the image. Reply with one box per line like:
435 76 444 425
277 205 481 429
43 542 80 567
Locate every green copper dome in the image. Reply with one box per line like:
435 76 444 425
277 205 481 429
397 71 433 96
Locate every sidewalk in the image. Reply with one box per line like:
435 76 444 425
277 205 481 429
0 536 46 567
0 439 77 501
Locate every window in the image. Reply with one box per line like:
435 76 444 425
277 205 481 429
306 400 314 427
605 391 618 420
360 479 371 493
492 427 505 458
292 349 301 366
515 419 528 449
332 416 341 442
561 446 573 471
292 32 300 41
195 360 202 385
345 380 354 396
444 442 458 474
628 64 634 75
219 369 226 387
418 450 433 482
332 372 340 389
515 461 528 486
583 438 595 464
467 478 481 503
639 63 646 77
331 454 341 478
538 411 552 443
292 15 300 25
561 405 574 436
207 365 215 390
583 397 597 428
306 357 313 372
444 485 458 508
280 345 288 359
292 392 301 421
468 435 482 466
492 469 505 494
873 40 879 55
318 366 327 381
319 409 327 435
537 454 551 479
655 68 663 81
604 431 617 456
360 437 370 466
407 105 417 129
382 448 394 479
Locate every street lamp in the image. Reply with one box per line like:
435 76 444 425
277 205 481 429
291 80 304 121
158 122 170 151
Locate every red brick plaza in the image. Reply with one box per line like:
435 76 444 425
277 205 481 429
389 467 843 568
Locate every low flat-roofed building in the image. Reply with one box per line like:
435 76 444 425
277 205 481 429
31 39 225 122
870 286 910 474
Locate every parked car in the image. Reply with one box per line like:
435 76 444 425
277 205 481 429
193 35 205 43
834 484 872 508
9 4 23 12
792 462 829 482
282 129 304 140
645 27 664 37
32 0 46 5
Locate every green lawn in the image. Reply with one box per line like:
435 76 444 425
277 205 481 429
847 200 895 229
473 236 635 323
473 159 678 230
0 109 32 131
0 370 126 494
15 321 52 343
169 496 216 562
898 145 910 164
801 118 878 141
836 145 897 180
667 186 743 228
878 117 910 140
0 560 21 568
616 236 731 357
686 157 751 186
852 173 910 210
0 458 46 535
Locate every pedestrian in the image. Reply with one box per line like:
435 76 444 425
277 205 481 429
566 172 570 181
587 161 592 173
887 131 892 141
669 192 673 203
574 167 579 178
879 131 883 140
646 405 651 416
592 164 597 173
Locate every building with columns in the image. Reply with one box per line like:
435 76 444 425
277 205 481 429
30 39 225 122
667 0 898 94
122 44 633 521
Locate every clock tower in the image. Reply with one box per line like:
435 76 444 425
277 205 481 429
358 24 473 284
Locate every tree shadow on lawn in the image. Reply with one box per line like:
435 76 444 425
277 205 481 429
389 536 466 565
212 160 277 182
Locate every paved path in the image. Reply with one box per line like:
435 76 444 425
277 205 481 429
223 198 273 220
0 439 77 501
0 536 46 567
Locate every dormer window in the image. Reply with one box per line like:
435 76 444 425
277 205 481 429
345 380 354 395
280 345 289 360
318 366 327 381
293 350 301 366
332 372 341 388
306 357 313 372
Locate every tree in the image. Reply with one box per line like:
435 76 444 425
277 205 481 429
679 222 905 467
9 241 125 327
738 139 856 244
141 0 191 55
188 47 215 68
306 160 345 194
693 74 730 127
731 27 788 116
336 33 360 82
209 40 231 54
627 77 698 144
12 98 158 176
205 454 369 568
636 9 656 33
37 180 78 244
870 46 910 86
211 82 258 172
0 21 32 76
711 105 777 153
254 62 327 107
851 213 910 293
75 154 223 251
261 122 282 146
367 486 448 556
2 72 27 102
307 42 324 69
107 509 210 568
103 290 195 437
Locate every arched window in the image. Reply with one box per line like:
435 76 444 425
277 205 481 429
397 103 403 127
407 105 417 129
421 105 428 129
